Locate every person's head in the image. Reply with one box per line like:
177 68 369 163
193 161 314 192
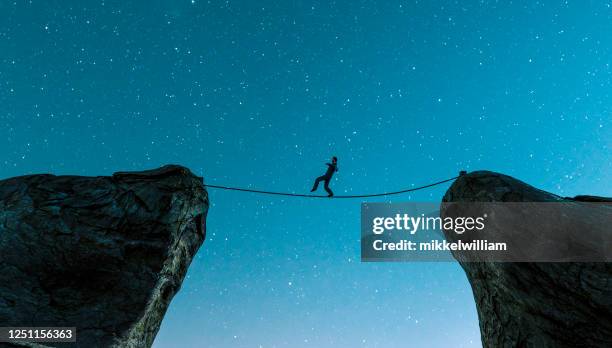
332 156 337 164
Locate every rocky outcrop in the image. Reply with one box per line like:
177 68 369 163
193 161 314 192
441 171 612 348
0 165 208 348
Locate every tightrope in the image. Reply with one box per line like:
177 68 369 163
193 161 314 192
203 175 459 199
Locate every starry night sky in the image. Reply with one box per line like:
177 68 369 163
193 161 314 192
1 1 611 347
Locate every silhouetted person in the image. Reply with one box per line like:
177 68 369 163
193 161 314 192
311 156 338 197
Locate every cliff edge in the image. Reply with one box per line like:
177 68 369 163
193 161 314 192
0 165 208 348
441 171 612 348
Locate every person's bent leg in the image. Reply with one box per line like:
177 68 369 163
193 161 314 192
324 180 333 197
311 176 324 192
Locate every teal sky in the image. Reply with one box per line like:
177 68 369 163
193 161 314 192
1 1 611 347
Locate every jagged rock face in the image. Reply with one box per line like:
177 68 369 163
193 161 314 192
441 171 612 348
0 165 208 348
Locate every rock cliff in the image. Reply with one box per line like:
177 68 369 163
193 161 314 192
0 165 208 348
441 171 612 348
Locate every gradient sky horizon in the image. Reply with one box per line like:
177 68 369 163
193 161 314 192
1 1 611 347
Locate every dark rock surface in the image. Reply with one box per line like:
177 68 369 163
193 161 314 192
441 171 612 348
0 165 208 348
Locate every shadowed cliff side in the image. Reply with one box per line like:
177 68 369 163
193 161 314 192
441 171 612 348
0 165 208 348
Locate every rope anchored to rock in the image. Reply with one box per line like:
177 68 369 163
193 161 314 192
203 172 463 199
